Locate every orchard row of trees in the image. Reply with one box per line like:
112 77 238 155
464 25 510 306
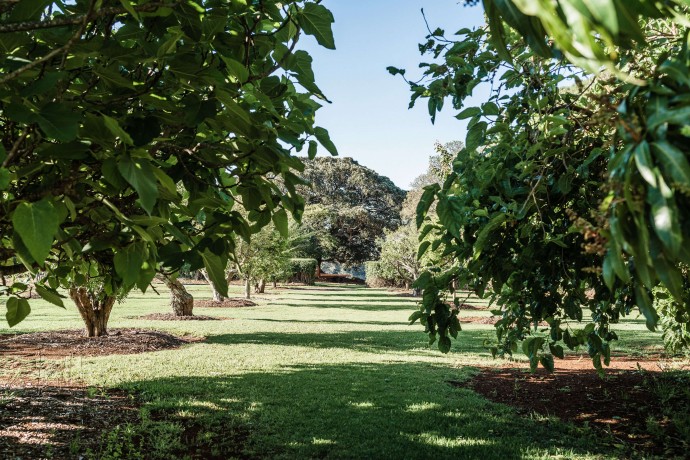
392 0 690 370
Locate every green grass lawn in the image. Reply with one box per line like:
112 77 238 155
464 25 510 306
0 283 670 459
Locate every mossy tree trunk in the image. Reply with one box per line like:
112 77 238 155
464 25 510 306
69 287 116 337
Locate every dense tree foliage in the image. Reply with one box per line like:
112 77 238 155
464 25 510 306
397 2 690 369
0 0 336 333
368 143 458 290
293 157 405 269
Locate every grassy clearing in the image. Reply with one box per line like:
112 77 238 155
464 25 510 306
0 283 672 459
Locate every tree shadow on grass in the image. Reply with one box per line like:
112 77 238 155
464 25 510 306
276 302 416 311
205 329 501 355
122 361 606 460
282 291 418 299
248 318 407 327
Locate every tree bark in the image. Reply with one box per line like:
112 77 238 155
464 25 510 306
256 279 266 294
160 276 194 316
244 278 251 299
68 287 116 337
201 269 225 302
272 280 277 289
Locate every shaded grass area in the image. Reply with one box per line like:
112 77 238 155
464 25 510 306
0 283 673 458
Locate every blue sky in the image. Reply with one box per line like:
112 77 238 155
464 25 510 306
300 1 487 189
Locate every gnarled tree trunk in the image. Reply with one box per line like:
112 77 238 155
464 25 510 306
255 279 266 294
159 276 194 316
69 288 116 337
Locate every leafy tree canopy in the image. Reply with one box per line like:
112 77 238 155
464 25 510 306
292 157 406 267
0 0 336 327
398 2 690 370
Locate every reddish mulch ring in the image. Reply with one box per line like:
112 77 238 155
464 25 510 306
457 302 490 310
454 357 690 457
459 315 498 324
195 299 257 308
0 384 141 460
0 328 202 359
137 313 226 321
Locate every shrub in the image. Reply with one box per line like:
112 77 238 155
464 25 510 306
289 258 317 285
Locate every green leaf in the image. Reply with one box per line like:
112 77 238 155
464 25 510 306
117 155 159 215
633 141 656 186
114 243 145 287
648 178 682 255
635 285 659 331
272 209 289 238
0 168 9 190
549 343 565 359
299 3 336 50
652 140 690 187
201 250 228 298
12 198 59 265
474 213 507 258
35 103 80 142
6 297 31 327
307 140 318 160
119 0 140 21
586 0 618 36
481 102 499 116
417 241 431 260
314 127 338 156
9 0 51 21
286 50 328 100
416 184 440 228
438 335 452 353
539 354 555 372
34 284 65 308
436 196 464 239
456 107 481 119
102 114 134 146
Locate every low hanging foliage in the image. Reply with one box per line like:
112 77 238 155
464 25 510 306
0 0 337 327
395 2 690 371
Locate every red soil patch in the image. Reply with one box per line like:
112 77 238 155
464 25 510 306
455 356 690 457
195 299 257 308
457 303 490 311
137 313 226 321
0 328 202 359
459 315 498 324
0 385 140 460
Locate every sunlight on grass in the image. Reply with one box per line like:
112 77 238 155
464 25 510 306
1 282 673 459
404 432 494 448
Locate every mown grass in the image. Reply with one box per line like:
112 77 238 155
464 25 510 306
0 283 672 459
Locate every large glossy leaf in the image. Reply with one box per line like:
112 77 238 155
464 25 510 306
114 243 145 288
648 178 682 255
652 140 690 187
314 127 338 156
117 156 159 215
35 103 80 142
299 3 336 50
34 284 65 308
202 250 229 298
6 297 31 327
12 199 59 265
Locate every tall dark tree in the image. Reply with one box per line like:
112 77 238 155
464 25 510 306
292 157 405 271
